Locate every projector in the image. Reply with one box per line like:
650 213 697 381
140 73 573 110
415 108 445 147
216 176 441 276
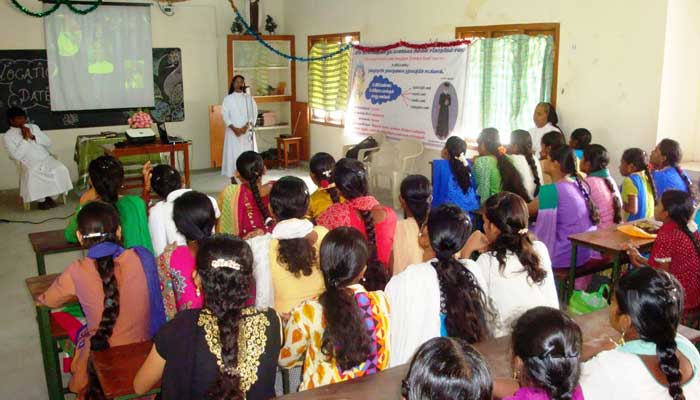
125 128 156 145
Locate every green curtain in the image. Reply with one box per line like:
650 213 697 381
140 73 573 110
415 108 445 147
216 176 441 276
465 34 554 140
308 42 351 112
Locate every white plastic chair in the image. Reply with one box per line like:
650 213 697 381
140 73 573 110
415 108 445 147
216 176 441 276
341 133 386 165
368 139 424 209
15 157 68 211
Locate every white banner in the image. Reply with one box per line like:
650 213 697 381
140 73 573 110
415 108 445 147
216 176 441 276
345 44 469 149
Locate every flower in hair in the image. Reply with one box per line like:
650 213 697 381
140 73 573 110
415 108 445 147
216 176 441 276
518 228 528 235
320 179 330 189
455 152 469 167
497 146 507 156
322 169 332 178
211 258 241 270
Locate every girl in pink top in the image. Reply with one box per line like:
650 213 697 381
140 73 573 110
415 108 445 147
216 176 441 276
580 144 623 229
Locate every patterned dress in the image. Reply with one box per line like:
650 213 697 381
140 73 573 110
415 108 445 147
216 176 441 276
278 284 390 390
217 183 275 237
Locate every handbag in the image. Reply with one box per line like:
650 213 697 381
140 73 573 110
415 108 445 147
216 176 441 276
345 136 378 160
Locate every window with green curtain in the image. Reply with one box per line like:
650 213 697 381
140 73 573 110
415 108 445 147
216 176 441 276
464 34 554 141
308 41 351 113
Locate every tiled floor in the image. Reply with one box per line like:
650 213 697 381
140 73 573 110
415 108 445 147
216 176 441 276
0 166 396 399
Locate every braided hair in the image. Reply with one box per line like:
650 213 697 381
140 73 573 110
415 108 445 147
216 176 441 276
173 191 216 242
151 164 182 199
270 177 317 277
512 307 583 400
478 128 531 202
318 227 372 370
428 204 494 343
444 136 472 193
511 130 542 197
622 148 657 202
656 139 699 203
333 158 389 291
78 202 121 400
582 144 623 224
88 156 124 205
662 190 700 259
236 151 273 228
615 267 686 400
400 175 431 230
551 145 600 225
484 192 545 283
310 152 341 203
196 234 254 400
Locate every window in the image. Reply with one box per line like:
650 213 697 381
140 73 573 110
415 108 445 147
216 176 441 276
307 32 360 126
456 23 559 140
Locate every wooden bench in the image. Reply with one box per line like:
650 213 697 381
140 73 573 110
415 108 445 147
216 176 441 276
29 230 82 275
92 341 160 400
26 274 79 400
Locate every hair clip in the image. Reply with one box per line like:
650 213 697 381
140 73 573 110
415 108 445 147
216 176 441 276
211 259 241 270
518 228 528 235
83 232 107 239
455 152 469 167
322 169 332 178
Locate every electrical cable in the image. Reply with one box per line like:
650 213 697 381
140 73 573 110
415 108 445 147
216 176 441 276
0 212 75 224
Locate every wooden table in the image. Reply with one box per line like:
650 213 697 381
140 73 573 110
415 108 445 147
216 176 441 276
26 274 79 400
277 309 700 399
102 140 192 190
92 341 159 399
29 230 82 276
565 223 657 301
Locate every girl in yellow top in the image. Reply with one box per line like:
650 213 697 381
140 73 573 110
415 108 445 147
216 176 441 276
269 176 327 314
279 227 390 390
619 148 656 221
308 152 343 220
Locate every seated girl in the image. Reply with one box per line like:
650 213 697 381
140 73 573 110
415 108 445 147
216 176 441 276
580 267 700 399
539 131 566 185
386 204 493 366
157 191 216 319
308 152 344 220
569 128 592 160
317 158 397 290
269 176 327 314
533 145 599 270
508 130 544 201
218 151 275 238
620 148 656 221
402 337 492 400
495 307 584 400
470 192 558 337
474 128 531 204
134 234 281 399
431 136 479 217
651 138 699 200
42 202 163 397
143 162 220 257
529 102 561 155
279 227 390 390
627 190 700 318
392 175 431 275
580 144 623 229
66 156 153 253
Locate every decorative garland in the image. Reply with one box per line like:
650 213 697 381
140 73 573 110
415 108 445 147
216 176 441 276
354 39 471 53
11 0 102 17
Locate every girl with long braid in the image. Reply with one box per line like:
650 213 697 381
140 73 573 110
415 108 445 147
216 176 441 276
620 148 657 221
217 151 275 238
473 128 531 204
508 130 544 201
308 152 344 220
392 175 432 275
431 136 479 218
386 204 494 366
40 202 163 398
627 190 700 317
533 145 599 271
317 158 397 291
581 267 700 399
135 234 281 400
651 139 699 202
580 144 623 229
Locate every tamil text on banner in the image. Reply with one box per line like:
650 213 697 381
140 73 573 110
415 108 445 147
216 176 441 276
345 43 469 149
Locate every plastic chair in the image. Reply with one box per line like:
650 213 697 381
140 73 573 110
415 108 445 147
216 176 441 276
15 157 68 211
368 139 424 209
341 133 386 165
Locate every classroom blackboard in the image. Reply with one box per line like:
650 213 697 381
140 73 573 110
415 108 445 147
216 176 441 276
0 48 184 132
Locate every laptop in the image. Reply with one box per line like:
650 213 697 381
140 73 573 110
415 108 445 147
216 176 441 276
157 122 186 144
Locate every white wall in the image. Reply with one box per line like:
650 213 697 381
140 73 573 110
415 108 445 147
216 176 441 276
0 0 285 190
284 0 670 180
657 0 700 162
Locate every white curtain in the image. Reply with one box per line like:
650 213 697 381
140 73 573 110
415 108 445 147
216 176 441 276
45 5 154 111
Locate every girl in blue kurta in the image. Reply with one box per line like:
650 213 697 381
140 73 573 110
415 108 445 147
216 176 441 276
432 136 479 220
619 148 656 222
650 138 698 201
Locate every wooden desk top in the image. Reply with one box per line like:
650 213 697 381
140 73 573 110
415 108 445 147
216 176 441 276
568 223 656 253
26 274 65 304
102 140 191 155
92 341 155 399
279 309 700 399
29 230 82 254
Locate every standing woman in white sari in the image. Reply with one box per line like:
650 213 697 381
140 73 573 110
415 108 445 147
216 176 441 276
221 75 258 184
